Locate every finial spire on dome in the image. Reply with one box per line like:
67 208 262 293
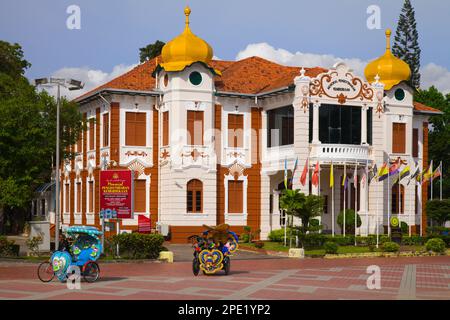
184 6 191 26
385 29 392 51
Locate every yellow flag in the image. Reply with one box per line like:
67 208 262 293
330 162 334 188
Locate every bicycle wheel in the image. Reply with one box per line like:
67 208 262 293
83 262 100 283
223 257 230 275
37 262 55 283
193 258 200 276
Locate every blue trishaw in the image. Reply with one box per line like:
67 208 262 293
37 226 103 283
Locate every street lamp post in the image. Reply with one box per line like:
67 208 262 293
34 78 84 250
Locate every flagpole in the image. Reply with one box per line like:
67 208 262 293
388 159 391 237
366 159 369 236
354 161 357 246
440 161 443 201
409 177 412 237
430 161 433 200
343 162 346 237
420 164 423 237
331 161 335 237
376 174 379 248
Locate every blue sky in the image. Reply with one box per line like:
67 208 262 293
1 0 449 96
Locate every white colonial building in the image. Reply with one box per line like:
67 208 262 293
56 7 442 242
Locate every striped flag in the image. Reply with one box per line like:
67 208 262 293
292 157 299 178
423 160 433 183
300 158 309 186
330 162 334 188
342 164 347 187
284 158 288 189
369 163 378 184
408 164 420 186
353 165 358 188
393 165 410 185
378 162 389 181
361 172 367 188
389 159 400 177
433 162 442 179
344 176 349 191
311 161 320 187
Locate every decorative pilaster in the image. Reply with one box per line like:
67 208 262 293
361 104 368 145
312 102 321 144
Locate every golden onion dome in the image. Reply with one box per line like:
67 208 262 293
160 6 214 72
364 29 411 90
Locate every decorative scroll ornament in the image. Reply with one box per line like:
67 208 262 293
125 150 148 157
300 84 310 113
181 148 208 162
160 149 170 160
309 63 374 104
128 160 146 177
373 75 385 118
228 161 245 180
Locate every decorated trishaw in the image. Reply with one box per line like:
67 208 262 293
37 226 103 283
189 224 239 276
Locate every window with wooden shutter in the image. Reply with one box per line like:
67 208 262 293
103 113 109 147
412 128 419 157
65 184 69 213
392 123 406 154
228 180 243 213
125 112 146 146
134 180 146 212
187 179 202 213
162 111 169 146
89 118 95 150
76 135 82 153
76 182 81 213
228 114 244 148
88 181 94 213
187 111 204 145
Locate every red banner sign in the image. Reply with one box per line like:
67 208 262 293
100 170 134 219
138 214 152 233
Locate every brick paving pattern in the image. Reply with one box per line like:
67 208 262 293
0 256 448 300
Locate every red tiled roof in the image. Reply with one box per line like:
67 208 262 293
413 101 442 114
76 56 328 102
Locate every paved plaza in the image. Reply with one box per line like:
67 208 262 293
0 253 448 300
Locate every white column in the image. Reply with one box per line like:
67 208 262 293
312 102 321 144
361 105 368 145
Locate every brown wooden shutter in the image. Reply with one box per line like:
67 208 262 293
135 113 146 146
103 113 109 147
228 114 243 148
77 183 81 212
125 112 135 146
187 179 202 213
89 119 95 150
228 114 236 148
89 181 94 212
228 180 243 213
187 111 195 145
134 180 146 212
77 135 82 153
412 128 418 157
162 111 169 146
392 123 406 154
65 184 70 212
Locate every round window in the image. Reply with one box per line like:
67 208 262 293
189 71 202 86
163 74 169 87
394 88 405 101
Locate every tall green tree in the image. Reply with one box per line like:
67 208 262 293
139 40 165 63
0 41 83 234
415 86 450 199
392 0 421 88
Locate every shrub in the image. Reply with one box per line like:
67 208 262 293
401 222 408 234
26 234 43 257
268 228 290 242
0 236 17 257
337 209 362 234
324 241 338 254
106 233 164 259
425 238 446 253
239 233 250 243
382 241 400 252
401 236 424 246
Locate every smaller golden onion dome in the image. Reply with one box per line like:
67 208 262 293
160 6 214 72
364 29 411 90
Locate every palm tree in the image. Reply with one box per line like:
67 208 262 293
292 194 324 234
279 189 304 227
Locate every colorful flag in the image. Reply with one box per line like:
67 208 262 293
353 165 358 188
423 160 433 183
378 162 389 181
292 157 298 178
330 162 334 188
284 158 288 189
311 161 320 187
300 158 309 186
408 164 420 185
342 165 347 186
344 176 349 191
393 165 410 185
389 159 400 177
433 162 442 179
361 172 367 188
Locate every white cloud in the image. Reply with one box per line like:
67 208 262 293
236 42 450 94
420 63 450 94
40 63 137 100
236 42 367 76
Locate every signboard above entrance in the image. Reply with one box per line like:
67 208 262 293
100 170 134 219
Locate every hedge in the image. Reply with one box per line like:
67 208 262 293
105 233 164 259
266 229 450 248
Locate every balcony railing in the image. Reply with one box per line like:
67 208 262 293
310 143 371 164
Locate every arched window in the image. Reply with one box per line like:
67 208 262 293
187 179 202 213
392 184 405 214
